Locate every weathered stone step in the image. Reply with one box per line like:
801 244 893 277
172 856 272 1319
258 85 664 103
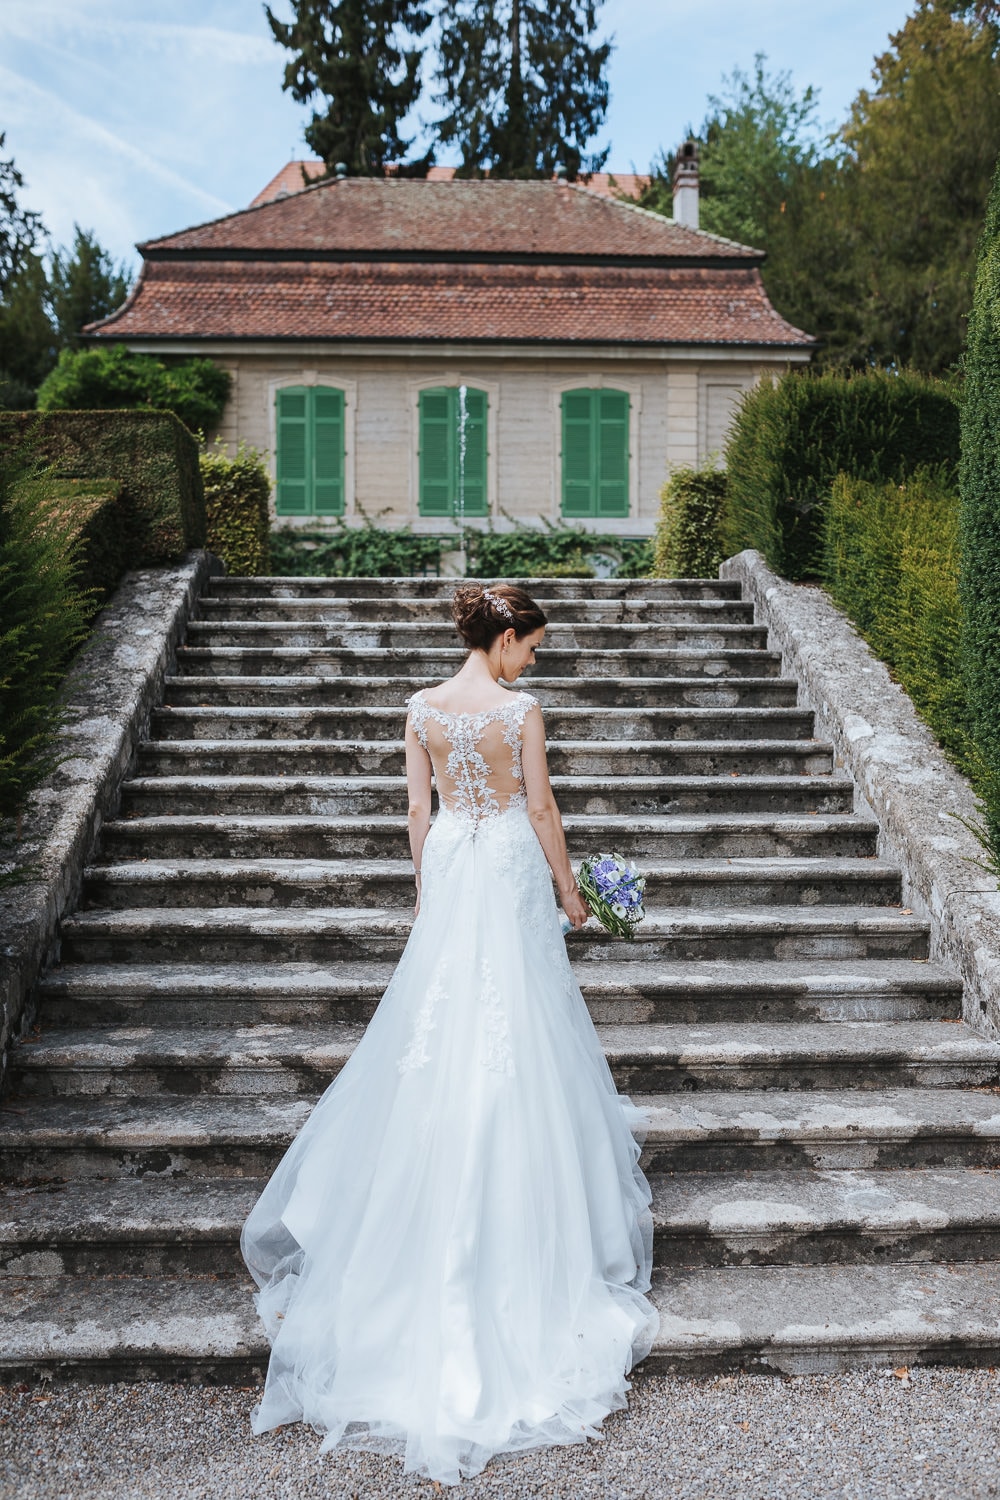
198 594 757 625
8 1260 1000 1382
58 904 929 966
134 738 835 779
163 672 795 710
184 620 770 651
98 812 880 863
38 957 961 1030
150 704 816 744
15 1021 998 1101
81 856 902 912
118 773 856 818
5 1086 1000 1183
212 575 744 601
8 1166 1000 1279
175 645 783 681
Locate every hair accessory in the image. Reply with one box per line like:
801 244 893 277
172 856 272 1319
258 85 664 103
482 588 514 621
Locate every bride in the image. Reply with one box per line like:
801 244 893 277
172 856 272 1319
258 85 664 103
241 582 659 1485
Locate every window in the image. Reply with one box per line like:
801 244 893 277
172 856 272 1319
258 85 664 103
561 389 630 518
275 386 345 516
418 386 488 517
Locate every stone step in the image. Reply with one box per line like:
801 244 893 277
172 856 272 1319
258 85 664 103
97 812 880 863
175 645 784 681
8 1167 1000 1279
118 773 856 818
198 595 757 625
58 903 929 966
9 1260 1000 1382
184 620 771 651
5 1087 1000 1183
150 704 816 744
13 1021 999 1101
80 856 902 912
37 957 961 1030
134 738 835 779
211 576 744 601
163 673 795 709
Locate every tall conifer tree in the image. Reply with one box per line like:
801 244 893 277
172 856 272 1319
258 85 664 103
435 0 611 179
267 0 433 174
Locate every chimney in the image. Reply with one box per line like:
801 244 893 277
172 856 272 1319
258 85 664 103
672 140 699 229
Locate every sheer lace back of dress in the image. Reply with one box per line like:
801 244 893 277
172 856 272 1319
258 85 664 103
408 690 537 829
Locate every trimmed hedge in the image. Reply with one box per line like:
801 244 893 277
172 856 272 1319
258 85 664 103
959 152 1000 875
23 477 130 606
653 467 727 578
822 468 973 769
201 445 271 576
0 410 205 562
0 459 93 845
724 369 961 580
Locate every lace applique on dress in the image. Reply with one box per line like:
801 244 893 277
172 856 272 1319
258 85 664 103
398 965 448 1074
479 958 515 1077
406 691 537 832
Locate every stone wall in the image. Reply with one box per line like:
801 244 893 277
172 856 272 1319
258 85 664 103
722 548 1000 1035
0 552 222 1095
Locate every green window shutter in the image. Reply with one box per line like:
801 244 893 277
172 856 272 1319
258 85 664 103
561 390 595 516
419 388 455 516
456 387 488 517
276 388 309 515
596 389 629 517
312 387 345 515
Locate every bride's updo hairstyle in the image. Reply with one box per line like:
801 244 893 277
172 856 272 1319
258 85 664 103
452 582 547 652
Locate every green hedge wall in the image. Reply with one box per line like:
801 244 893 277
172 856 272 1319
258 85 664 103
201 446 271 576
959 152 1000 871
724 370 961 580
0 409 205 563
822 468 973 769
0 461 93 845
25 477 130 606
653 467 727 578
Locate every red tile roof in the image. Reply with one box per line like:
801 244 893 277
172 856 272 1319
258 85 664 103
250 161 649 208
90 257 813 347
141 177 755 262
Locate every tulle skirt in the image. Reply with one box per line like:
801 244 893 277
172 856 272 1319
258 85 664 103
241 803 659 1484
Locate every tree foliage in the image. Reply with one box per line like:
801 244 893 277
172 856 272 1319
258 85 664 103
640 5 1000 374
266 0 432 174
435 0 610 178
0 133 44 299
37 346 230 435
49 227 130 349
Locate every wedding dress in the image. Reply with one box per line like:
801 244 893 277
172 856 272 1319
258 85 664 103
241 688 659 1484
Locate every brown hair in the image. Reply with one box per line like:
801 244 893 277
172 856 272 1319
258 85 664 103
451 582 547 652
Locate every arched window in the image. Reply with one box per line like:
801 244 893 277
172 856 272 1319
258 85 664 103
418 386 488 517
561 389 630 517
275 386 345 516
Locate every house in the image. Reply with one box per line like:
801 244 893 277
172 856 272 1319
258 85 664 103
88 156 813 536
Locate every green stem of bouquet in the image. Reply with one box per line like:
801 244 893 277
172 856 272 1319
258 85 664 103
577 865 637 941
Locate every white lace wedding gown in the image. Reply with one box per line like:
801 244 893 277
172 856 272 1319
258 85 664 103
241 689 659 1484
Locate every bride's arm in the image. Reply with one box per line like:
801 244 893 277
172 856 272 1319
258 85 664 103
405 718 432 915
521 704 589 929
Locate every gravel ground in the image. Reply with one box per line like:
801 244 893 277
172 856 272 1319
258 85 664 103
3 1368 1000 1500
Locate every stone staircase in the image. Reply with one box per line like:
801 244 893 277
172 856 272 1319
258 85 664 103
5 574 1000 1381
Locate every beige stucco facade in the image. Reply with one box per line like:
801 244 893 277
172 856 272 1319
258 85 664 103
182 341 807 535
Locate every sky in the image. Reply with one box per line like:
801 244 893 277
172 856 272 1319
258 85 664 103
1 0 915 275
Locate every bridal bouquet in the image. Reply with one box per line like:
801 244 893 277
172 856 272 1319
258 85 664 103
576 852 647 940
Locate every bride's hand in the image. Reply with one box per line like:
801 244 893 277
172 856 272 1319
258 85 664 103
560 882 588 930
